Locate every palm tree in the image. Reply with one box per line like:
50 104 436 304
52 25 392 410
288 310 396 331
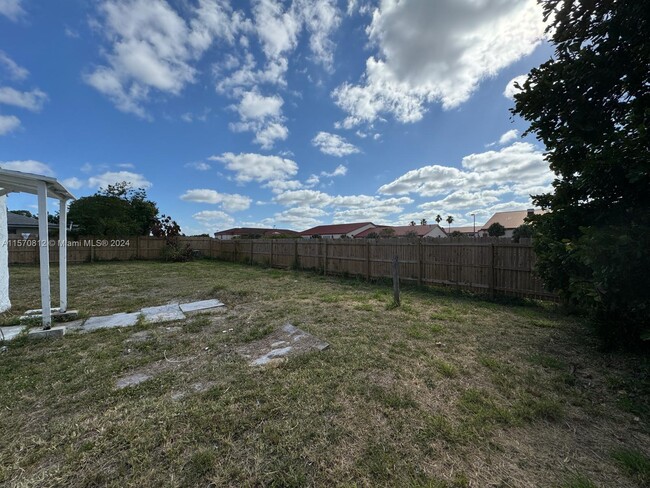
446 215 454 233
420 218 427 226
435 214 442 224
409 221 416 226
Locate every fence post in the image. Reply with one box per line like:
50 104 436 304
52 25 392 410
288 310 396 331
417 239 422 287
270 239 274 267
323 239 328 275
366 240 371 280
392 255 400 306
294 239 299 269
489 243 496 298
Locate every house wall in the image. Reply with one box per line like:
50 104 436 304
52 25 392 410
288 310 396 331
8 226 38 237
424 227 447 238
0 195 10 312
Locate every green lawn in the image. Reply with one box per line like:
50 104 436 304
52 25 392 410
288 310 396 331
1 260 648 487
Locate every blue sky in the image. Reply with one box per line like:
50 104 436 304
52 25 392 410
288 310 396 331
0 0 554 235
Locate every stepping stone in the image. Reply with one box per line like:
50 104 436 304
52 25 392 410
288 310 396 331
84 312 141 331
179 299 225 313
140 304 185 324
251 346 293 366
0 325 26 342
116 373 152 389
28 326 66 340
237 323 329 367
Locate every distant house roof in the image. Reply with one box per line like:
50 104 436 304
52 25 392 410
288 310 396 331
480 209 543 231
8 212 57 230
300 222 374 236
214 227 299 237
447 226 478 234
355 224 445 238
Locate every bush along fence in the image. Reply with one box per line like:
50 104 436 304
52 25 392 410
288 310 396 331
7 236 557 301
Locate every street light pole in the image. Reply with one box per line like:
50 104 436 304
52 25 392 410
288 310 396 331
471 213 476 237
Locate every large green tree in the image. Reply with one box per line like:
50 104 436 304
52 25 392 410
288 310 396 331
513 0 649 346
68 182 159 236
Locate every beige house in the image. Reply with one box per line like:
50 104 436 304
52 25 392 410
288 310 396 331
480 209 543 238
300 222 376 239
355 224 447 238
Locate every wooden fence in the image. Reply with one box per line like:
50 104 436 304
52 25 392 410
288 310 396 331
7 236 556 301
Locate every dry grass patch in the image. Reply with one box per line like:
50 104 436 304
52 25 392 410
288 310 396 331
0 260 648 487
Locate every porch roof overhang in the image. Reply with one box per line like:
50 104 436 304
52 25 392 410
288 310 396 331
0 168 76 201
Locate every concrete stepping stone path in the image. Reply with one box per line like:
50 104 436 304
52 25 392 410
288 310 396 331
1 299 226 341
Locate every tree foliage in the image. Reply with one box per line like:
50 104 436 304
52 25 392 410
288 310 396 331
68 182 159 236
512 0 650 347
487 222 506 237
512 224 534 243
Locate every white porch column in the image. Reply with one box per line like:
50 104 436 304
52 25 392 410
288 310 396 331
0 194 10 313
37 181 51 329
59 199 67 313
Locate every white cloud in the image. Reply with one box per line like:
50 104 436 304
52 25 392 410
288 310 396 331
230 90 288 148
252 121 288 148
271 205 327 229
0 160 54 176
62 177 84 190
305 165 347 187
253 0 301 61
180 188 251 212
274 189 332 207
85 0 247 117
0 87 47 111
0 0 25 21
272 189 412 223
88 170 152 189
378 142 552 201
192 209 235 228
312 131 360 157
333 0 546 127
0 51 28 80
0 114 20 135
298 0 341 71
504 74 528 99
418 189 508 212
498 129 518 145
263 178 303 194
210 152 298 183
185 161 211 171
236 90 283 120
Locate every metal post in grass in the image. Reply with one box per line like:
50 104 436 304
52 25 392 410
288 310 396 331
392 254 400 307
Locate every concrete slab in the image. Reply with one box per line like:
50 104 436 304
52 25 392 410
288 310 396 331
179 299 225 313
251 346 293 366
28 326 66 340
0 325 26 342
116 373 152 389
141 304 185 324
63 319 86 331
237 323 329 367
84 312 141 331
